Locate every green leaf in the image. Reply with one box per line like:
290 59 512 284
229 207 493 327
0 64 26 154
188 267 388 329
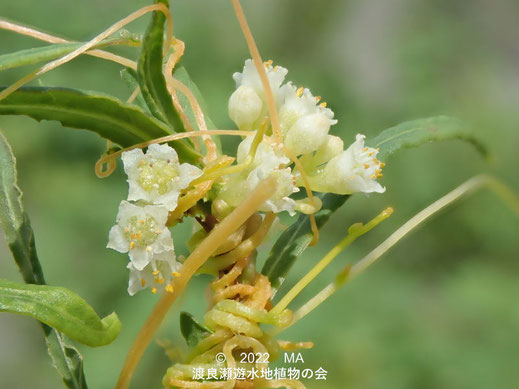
0 43 84 72
0 86 201 163
367 115 488 161
0 132 87 388
262 193 350 295
120 68 150 114
0 38 129 72
180 311 213 348
173 66 222 153
0 279 121 347
137 0 184 131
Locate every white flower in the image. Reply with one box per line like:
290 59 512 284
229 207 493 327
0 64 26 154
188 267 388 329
218 135 298 215
107 201 173 270
308 134 385 195
284 112 333 156
127 251 179 296
228 59 288 130
278 83 336 135
122 144 202 211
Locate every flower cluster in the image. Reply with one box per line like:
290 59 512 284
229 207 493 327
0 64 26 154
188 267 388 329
220 59 385 215
107 144 202 295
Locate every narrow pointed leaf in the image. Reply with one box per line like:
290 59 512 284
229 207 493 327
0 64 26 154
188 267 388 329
0 86 201 163
0 279 121 347
180 311 213 348
367 115 488 161
137 0 184 131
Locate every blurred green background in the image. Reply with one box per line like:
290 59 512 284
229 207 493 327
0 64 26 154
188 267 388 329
1 0 518 388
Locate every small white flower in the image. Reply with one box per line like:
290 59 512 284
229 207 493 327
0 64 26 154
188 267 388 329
278 83 336 135
229 59 288 130
122 144 202 211
127 251 180 296
218 135 298 215
107 201 173 270
308 134 386 195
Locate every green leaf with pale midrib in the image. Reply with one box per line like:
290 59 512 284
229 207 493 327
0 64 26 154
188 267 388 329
0 132 87 388
367 115 488 160
0 279 121 347
180 311 213 348
0 86 201 163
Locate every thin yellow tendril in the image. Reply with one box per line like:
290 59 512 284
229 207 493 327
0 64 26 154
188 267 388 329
282 145 319 245
0 19 137 69
231 0 282 143
270 207 393 316
0 4 171 102
94 129 252 178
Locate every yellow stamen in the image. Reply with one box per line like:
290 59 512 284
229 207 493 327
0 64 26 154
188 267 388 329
362 147 368 152
152 270 160 276
151 288 157 294
141 279 146 287
368 151 374 157
319 102 327 108
296 87 304 97
315 96 321 102
364 164 370 169
156 278 165 284
130 241 135 250
380 162 386 168
370 174 376 179
172 272 180 277
165 284 174 293
377 174 383 178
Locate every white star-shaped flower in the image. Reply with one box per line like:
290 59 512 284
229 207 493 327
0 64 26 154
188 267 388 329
122 144 202 211
308 134 386 195
107 201 173 270
126 251 179 296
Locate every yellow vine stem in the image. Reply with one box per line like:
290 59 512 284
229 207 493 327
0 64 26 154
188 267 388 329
270 207 394 316
287 174 519 328
0 19 137 69
230 0 282 143
94 129 252 178
282 145 320 246
0 3 172 102
115 176 278 389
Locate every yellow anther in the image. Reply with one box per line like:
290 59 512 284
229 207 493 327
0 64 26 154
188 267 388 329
377 173 383 178
376 169 382 174
165 284 174 293
152 270 160 276
172 271 180 277
364 163 370 169
130 233 136 240
376 147 380 151
141 279 146 287
139 219 145 224
156 278 165 284
130 241 135 250
124 227 130 233
264 59 273 67
370 174 376 179
380 162 386 168
296 87 304 97
368 152 374 157
273 65 280 72
319 102 327 108
315 96 322 102
151 287 157 294
362 147 368 152
135 232 141 239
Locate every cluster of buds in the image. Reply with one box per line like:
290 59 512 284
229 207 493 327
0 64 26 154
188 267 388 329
107 144 202 295
221 59 385 216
